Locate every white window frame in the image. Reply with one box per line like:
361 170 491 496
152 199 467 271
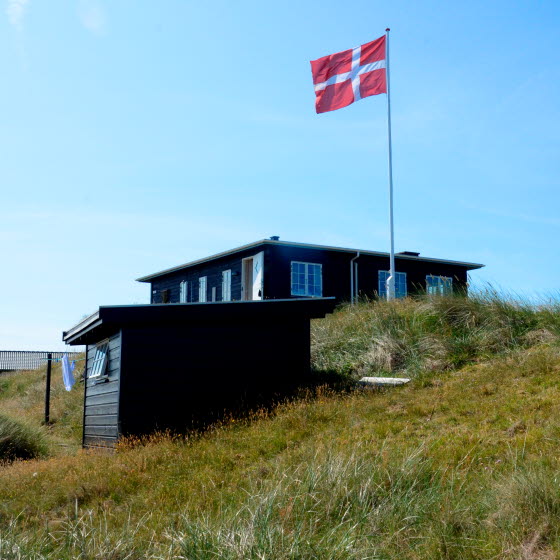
89 341 109 378
222 270 232 302
426 275 453 296
179 280 189 303
198 276 207 302
290 261 322 297
378 271 407 299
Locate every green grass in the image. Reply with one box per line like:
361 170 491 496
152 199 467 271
0 359 84 455
312 289 558 378
0 415 47 462
1 293 560 558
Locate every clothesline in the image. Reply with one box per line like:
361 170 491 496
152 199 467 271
41 355 87 363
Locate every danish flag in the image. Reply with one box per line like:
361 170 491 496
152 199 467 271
310 35 387 114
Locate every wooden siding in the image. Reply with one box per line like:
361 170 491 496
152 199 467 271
83 332 121 448
266 244 469 302
117 319 310 437
148 243 472 305
68 299 335 446
149 247 271 304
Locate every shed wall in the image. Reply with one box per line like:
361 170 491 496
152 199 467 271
83 332 121 448
117 319 310 437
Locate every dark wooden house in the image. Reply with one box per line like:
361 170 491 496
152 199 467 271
63 298 335 449
137 238 484 305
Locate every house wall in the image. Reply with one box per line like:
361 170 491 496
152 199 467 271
266 245 469 301
83 332 121 449
148 243 471 304
149 247 270 304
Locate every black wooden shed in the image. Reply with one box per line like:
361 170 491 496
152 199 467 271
63 298 335 449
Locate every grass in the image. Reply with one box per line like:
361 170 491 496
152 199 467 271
1 292 560 558
312 289 558 377
0 359 84 456
0 415 47 462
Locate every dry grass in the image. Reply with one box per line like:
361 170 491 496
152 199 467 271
0 415 47 462
0 360 84 456
1 294 560 558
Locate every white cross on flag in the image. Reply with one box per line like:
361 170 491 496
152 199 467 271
310 35 387 113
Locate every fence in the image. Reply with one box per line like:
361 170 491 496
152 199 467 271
0 351 82 372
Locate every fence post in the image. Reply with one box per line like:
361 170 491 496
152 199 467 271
44 353 52 425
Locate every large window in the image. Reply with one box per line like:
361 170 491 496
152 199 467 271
198 276 207 302
179 280 189 303
291 262 322 297
378 271 407 299
426 275 453 295
222 270 232 301
89 341 109 378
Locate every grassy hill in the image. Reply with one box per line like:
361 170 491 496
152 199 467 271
0 357 84 455
1 293 560 559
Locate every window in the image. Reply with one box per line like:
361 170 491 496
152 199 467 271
378 271 407 299
89 341 109 378
199 276 207 302
426 275 453 295
291 262 322 297
179 281 189 303
161 289 170 304
222 270 232 301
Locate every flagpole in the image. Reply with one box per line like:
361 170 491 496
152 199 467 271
385 27 396 301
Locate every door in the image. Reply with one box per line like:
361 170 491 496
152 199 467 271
242 258 253 301
252 252 264 300
241 252 264 301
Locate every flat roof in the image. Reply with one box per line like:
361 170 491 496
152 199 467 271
63 298 337 346
137 239 485 282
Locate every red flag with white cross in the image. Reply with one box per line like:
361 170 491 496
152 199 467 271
310 35 387 114
310 30 400 303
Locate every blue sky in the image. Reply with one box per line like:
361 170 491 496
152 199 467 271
1 0 559 350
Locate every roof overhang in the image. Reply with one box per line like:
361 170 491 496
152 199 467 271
63 298 337 346
136 239 484 283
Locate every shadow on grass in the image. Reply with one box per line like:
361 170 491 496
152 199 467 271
118 368 359 449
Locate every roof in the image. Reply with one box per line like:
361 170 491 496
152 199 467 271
62 298 337 346
136 239 485 282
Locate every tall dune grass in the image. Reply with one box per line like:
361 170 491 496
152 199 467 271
0 415 47 463
0 359 84 456
312 290 560 378
1 293 560 558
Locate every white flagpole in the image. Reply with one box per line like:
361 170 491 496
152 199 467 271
385 27 396 301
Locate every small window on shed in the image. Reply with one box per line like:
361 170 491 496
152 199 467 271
161 289 170 303
89 341 109 378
